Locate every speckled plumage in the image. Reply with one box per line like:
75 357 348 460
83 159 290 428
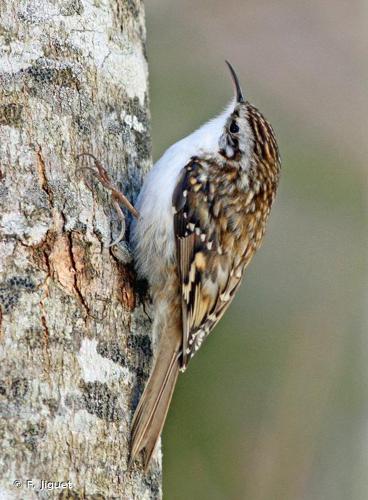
130 63 281 469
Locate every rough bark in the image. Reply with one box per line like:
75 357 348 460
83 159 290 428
0 1 160 498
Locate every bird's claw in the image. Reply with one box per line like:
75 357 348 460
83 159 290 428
110 241 133 265
76 152 140 248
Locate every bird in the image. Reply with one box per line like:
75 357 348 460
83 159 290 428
79 61 281 470
129 61 281 469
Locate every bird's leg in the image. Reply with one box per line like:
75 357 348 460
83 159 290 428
77 152 140 264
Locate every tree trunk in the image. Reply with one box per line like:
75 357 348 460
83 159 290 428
0 1 159 498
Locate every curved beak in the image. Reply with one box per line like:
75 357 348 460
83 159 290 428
225 60 244 103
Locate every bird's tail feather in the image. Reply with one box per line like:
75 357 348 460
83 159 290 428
130 328 181 470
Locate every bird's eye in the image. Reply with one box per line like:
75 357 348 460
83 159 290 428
230 121 239 134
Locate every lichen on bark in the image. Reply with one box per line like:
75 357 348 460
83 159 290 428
0 0 159 498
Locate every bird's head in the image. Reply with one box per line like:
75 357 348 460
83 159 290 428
218 61 280 178
218 61 254 166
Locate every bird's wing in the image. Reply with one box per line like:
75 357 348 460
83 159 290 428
172 159 246 368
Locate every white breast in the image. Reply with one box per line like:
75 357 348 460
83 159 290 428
131 103 234 285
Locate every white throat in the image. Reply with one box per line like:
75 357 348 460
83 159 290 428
169 100 235 160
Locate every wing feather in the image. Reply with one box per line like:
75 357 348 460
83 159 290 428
172 159 246 368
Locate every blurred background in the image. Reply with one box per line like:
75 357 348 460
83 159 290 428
144 1 367 499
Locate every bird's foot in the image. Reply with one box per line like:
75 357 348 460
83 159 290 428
76 152 140 251
110 241 133 265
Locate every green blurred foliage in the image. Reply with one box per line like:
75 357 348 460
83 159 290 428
145 2 367 499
